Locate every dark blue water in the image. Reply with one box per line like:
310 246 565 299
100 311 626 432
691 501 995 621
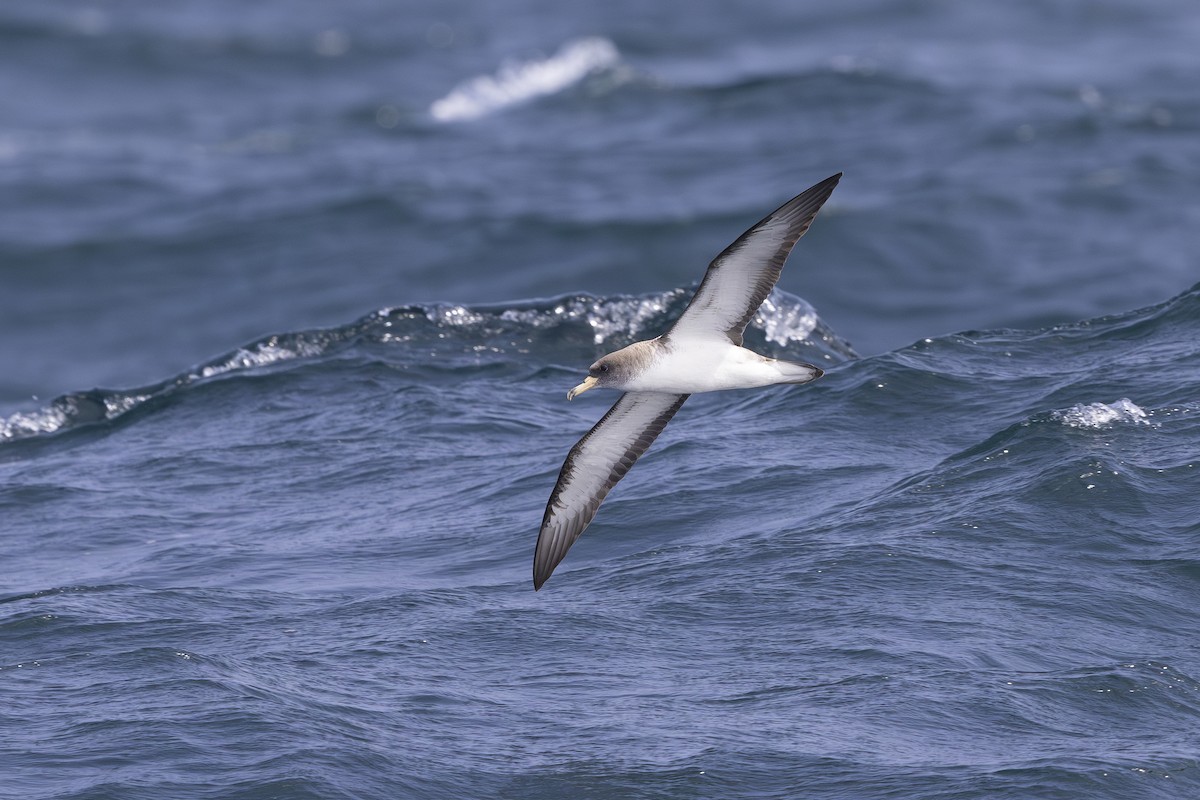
3 2 1200 798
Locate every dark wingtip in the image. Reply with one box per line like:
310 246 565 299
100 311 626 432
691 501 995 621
816 172 842 194
813 172 842 197
775 172 842 226
533 534 556 590
533 552 553 590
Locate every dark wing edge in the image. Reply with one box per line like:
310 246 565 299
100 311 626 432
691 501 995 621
669 172 842 346
533 392 689 590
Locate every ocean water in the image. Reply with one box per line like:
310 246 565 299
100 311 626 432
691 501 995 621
3 1 1200 798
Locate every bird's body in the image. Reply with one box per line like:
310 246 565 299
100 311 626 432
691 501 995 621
606 338 822 395
534 173 842 590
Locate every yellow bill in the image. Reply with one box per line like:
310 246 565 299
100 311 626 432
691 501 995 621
567 375 598 400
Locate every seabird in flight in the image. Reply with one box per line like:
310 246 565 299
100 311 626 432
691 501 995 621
534 173 842 590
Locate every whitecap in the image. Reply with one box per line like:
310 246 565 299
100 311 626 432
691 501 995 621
196 338 328 380
430 37 620 122
755 292 820 346
497 293 676 346
1051 398 1152 429
0 389 145 441
0 405 71 440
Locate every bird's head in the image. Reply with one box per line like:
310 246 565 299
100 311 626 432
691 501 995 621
567 340 656 400
567 356 619 400
567 341 659 400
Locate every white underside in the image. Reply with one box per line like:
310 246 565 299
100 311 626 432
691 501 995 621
623 337 817 394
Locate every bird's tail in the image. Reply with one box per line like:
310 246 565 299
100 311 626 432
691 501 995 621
774 360 823 384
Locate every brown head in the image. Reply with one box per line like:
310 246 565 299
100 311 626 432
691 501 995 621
567 341 657 400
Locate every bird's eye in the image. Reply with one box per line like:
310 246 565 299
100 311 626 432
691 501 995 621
599 364 609 372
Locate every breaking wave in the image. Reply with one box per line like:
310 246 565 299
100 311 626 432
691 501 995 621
430 37 622 122
0 289 851 443
1051 398 1154 429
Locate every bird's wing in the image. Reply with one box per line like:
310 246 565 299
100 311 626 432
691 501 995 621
667 173 841 346
534 391 689 590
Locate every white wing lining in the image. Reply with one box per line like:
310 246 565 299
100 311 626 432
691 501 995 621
534 392 688 589
667 173 841 345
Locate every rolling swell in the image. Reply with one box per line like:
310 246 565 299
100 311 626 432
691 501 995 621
5 0 1200 796
3 285 1198 799
0 289 852 445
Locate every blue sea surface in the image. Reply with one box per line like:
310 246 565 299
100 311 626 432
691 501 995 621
3 1 1200 798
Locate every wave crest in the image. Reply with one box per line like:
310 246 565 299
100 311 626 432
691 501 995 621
430 37 621 122
1 290 851 443
1050 398 1153 430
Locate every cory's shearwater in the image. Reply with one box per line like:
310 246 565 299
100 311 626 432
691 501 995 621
534 173 841 590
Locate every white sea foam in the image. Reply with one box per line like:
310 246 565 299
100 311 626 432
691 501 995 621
755 293 819 346
1051 398 1152 429
0 391 149 441
0 405 70 440
430 37 619 122
584 297 673 346
426 305 487 327
499 294 674 346
1 334 334 441
197 339 326 379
